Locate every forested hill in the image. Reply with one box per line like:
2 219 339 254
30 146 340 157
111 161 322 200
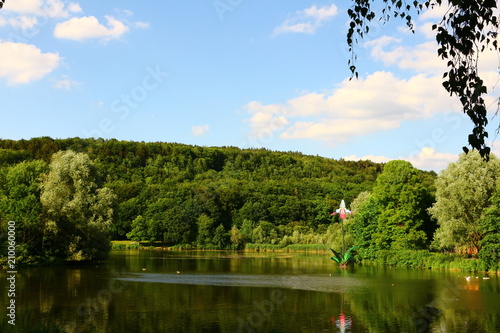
0 137 435 256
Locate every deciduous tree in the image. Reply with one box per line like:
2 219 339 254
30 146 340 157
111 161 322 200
0 160 48 262
40 150 115 261
352 161 432 253
429 151 500 253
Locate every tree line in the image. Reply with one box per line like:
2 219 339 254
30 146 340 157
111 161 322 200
0 137 386 264
0 137 498 270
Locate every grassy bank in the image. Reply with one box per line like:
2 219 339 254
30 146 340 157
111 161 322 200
110 241 499 273
111 241 330 252
245 243 329 253
361 249 499 273
111 240 142 249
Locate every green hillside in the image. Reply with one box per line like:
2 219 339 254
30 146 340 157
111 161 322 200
0 137 437 264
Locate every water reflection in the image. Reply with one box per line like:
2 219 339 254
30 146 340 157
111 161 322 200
117 271 367 294
0 251 499 333
332 313 352 333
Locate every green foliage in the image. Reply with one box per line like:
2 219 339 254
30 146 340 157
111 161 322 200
196 214 216 246
40 150 115 261
351 160 434 256
372 160 431 249
3 137 449 265
2 136 500 273
0 160 53 264
365 249 493 273
330 246 358 265
229 225 244 249
479 182 500 235
126 215 148 242
430 151 500 253
212 224 229 248
478 183 500 271
346 0 499 157
479 234 500 271
349 192 379 257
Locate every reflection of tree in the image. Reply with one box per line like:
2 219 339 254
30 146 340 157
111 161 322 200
341 272 437 332
0 266 117 332
341 272 500 333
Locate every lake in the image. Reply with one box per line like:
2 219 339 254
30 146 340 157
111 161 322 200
1 250 500 332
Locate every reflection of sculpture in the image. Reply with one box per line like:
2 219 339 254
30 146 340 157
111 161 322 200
336 313 352 333
330 313 352 333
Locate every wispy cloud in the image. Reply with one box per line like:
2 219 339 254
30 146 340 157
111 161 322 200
273 4 338 36
0 41 60 85
192 124 210 136
52 75 80 90
134 21 150 29
54 15 129 42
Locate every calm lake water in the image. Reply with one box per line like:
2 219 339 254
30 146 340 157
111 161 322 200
1 250 500 333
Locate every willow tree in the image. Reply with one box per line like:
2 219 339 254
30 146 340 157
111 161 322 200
347 0 499 158
429 151 499 253
40 150 115 261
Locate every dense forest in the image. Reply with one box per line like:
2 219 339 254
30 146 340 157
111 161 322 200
0 137 498 271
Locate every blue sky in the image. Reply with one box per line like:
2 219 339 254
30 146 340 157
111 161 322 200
0 1 498 171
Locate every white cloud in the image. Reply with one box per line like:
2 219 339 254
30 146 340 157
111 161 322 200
273 4 338 36
3 0 81 18
1 15 39 30
281 118 399 143
0 41 60 85
418 1 450 22
344 147 458 172
0 0 81 31
54 15 129 42
490 142 500 159
192 125 210 136
408 147 458 171
343 154 392 164
245 71 457 144
52 75 80 89
364 36 499 113
366 37 446 75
